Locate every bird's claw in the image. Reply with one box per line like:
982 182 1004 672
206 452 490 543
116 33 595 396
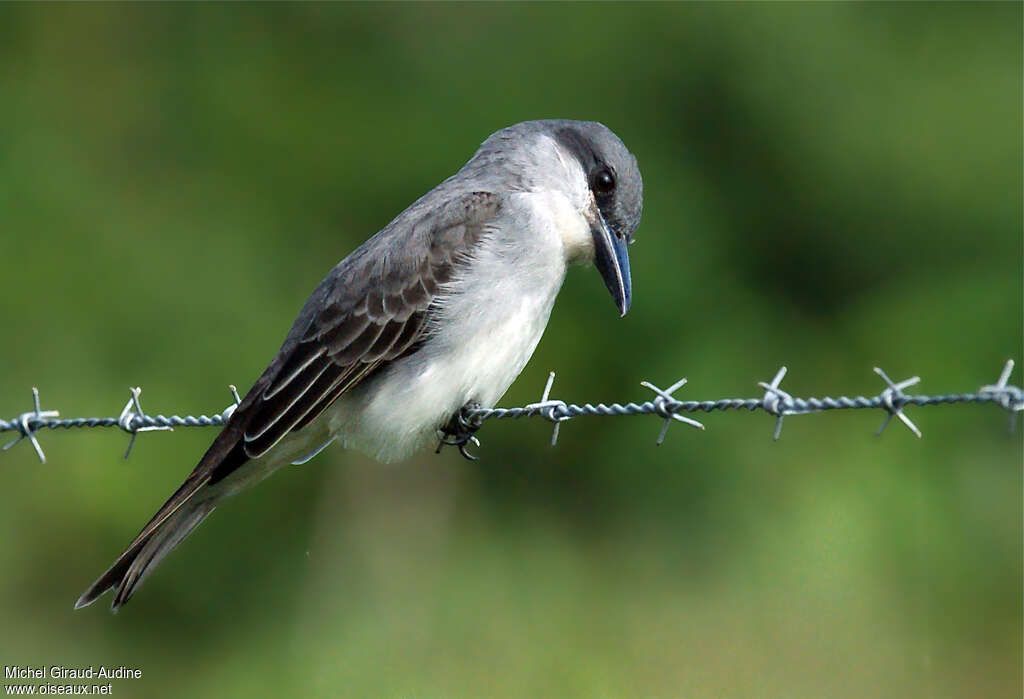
436 402 484 461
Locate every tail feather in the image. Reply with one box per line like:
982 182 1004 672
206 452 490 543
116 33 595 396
75 372 321 611
75 414 252 611
75 500 216 611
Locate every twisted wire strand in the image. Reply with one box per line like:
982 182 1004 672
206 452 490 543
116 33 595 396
474 391 1018 421
3 414 228 431
2 361 1021 462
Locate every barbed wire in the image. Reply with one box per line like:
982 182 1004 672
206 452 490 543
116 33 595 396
2 360 1021 464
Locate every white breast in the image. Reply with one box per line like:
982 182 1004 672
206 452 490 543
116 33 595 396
323 189 587 462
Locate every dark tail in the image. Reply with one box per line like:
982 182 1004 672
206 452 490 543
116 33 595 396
74 405 256 612
75 498 217 611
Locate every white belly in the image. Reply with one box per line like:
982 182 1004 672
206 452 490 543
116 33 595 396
321 191 580 462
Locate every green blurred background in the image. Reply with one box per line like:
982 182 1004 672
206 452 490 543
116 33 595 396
1 3 1020 697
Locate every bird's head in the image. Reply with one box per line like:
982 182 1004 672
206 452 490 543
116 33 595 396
551 120 642 317
478 120 642 317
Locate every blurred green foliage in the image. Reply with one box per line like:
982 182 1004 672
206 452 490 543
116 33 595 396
0 3 1020 697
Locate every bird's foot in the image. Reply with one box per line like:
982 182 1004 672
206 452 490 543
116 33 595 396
436 402 484 461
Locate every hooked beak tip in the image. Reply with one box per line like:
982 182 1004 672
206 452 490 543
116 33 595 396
618 297 630 318
590 212 632 319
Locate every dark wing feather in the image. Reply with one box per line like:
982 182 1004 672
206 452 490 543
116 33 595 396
234 189 500 465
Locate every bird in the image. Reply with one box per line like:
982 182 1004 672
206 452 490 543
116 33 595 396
75 119 643 610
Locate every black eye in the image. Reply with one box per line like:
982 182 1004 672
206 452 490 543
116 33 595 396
592 168 615 195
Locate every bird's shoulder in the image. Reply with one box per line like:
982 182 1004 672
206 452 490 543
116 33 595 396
299 187 502 339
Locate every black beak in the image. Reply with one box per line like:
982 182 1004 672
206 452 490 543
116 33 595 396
590 209 632 317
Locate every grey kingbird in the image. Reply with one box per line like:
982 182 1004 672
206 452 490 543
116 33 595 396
76 119 643 610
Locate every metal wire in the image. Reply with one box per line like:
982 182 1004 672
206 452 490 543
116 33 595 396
2 361 1021 463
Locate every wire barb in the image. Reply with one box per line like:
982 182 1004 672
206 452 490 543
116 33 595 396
524 372 571 446
640 377 704 445
1 388 60 463
757 366 798 441
873 367 922 438
980 359 1024 411
118 387 174 459
222 385 243 421
979 359 1023 432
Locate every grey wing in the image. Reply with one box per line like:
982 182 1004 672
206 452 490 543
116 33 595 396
236 189 499 463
